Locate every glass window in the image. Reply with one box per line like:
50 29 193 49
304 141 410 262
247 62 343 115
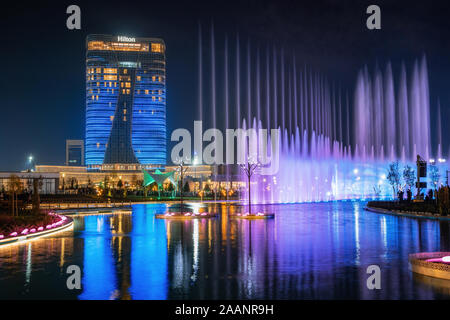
151 43 164 53
104 68 117 74
104 75 117 81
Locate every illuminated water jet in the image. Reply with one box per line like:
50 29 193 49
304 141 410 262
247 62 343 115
197 28 448 203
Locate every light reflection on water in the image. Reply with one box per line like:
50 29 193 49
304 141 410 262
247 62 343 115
0 201 450 300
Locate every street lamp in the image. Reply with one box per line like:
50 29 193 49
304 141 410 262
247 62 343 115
28 155 34 171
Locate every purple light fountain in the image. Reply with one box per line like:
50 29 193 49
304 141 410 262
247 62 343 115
197 25 448 204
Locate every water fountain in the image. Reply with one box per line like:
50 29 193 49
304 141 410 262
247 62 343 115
196 24 448 204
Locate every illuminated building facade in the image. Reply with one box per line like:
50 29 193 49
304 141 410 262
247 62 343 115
85 34 166 169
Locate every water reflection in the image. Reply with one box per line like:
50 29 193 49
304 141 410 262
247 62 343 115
0 202 449 299
129 204 167 299
79 215 117 300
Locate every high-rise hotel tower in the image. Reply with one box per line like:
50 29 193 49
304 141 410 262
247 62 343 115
85 34 166 169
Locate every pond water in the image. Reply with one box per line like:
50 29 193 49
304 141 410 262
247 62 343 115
1 202 450 299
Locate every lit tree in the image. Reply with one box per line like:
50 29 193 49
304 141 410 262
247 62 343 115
131 174 138 189
240 157 260 215
430 165 440 191
167 182 175 192
403 165 416 191
387 161 401 199
102 176 110 197
87 176 92 187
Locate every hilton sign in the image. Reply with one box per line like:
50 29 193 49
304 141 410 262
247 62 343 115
117 36 136 42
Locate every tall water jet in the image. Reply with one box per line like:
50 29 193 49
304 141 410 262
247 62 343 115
197 21 203 121
195 28 447 203
210 22 216 130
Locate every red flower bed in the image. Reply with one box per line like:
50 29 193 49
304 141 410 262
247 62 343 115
0 213 62 238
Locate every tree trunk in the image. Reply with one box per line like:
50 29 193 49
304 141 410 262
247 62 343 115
10 192 14 216
248 175 252 215
32 179 40 214
180 175 183 209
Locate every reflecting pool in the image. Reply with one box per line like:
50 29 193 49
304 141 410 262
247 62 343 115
1 202 450 299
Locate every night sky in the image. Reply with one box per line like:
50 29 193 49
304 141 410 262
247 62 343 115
1 0 449 171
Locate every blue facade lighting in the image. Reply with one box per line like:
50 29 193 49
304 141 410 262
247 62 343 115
85 34 166 167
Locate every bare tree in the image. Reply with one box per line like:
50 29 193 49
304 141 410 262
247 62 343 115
240 158 259 215
32 177 41 214
430 165 440 191
403 165 416 191
176 160 189 208
7 175 22 216
387 161 401 199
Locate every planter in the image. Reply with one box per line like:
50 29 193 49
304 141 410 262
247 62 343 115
0 213 73 247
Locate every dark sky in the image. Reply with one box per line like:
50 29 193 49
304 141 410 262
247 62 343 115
0 0 449 170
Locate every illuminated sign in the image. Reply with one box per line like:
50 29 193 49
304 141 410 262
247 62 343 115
119 61 140 68
117 36 136 42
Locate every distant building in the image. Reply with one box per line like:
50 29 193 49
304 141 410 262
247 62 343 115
66 140 84 166
85 34 167 168
31 164 223 193
0 172 59 194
